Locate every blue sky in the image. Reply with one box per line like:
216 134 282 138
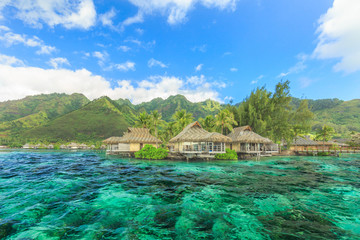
0 0 359 104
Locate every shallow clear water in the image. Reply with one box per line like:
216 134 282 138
0 150 359 239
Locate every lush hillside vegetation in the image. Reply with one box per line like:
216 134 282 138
0 111 49 136
23 97 136 142
116 94 222 121
0 93 89 122
292 98 360 137
0 92 359 145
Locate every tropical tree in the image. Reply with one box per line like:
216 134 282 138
238 86 273 138
150 110 163 140
135 111 151 128
291 99 314 137
199 115 216 132
215 109 237 135
315 125 335 148
270 80 293 143
172 109 193 132
159 121 177 143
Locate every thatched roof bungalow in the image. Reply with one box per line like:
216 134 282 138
227 126 277 153
169 121 231 154
103 127 162 154
288 136 319 151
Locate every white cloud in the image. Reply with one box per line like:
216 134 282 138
0 64 222 104
313 0 360 73
251 74 263 84
0 0 96 29
0 25 10 31
124 39 156 50
48 57 70 69
230 67 238 72
0 30 56 55
99 8 116 27
92 51 109 66
0 54 24 66
123 0 237 27
195 64 203 71
148 58 168 68
278 54 307 78
115 61 136 71
135 28 144 35
187 75 205 85
192 44 207 52
118 45 131 52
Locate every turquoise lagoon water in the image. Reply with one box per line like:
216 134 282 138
0 151 359 239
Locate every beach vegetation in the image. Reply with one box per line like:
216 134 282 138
134 144 168 160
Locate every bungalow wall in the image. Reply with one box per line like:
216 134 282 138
171 142 226 153
227 142 262 153
129 143 158 152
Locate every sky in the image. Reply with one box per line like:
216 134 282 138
0 0 359 104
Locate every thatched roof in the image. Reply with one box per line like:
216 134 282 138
227 126 273 144
292 136 319 146
103 128 162 144
169 121 232 143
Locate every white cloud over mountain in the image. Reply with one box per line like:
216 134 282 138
313 0 360 73
0 59 222 103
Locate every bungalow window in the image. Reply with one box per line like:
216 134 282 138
208 142 213 152
214 142 222 152
201 142 206 151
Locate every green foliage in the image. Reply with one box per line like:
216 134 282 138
315 125 335 144
317 152 329 156
0 111 49 136
238 81 294 143
22 97 135 142
172 109 194 132
215 109 237 135
215 149 238 160
291 100 314 136
199 115 216 132
134 144 168 160
0 93 89 122
121 95 221 122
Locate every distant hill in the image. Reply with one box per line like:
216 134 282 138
0 93 359 143
116 94 222 121
291 98 360 137
23 97 136 142
0 93 89 122
0 111 49 136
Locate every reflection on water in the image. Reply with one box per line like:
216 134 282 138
0 151 359 239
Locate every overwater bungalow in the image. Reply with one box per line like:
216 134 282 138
227 126 278 155
288 135 319 151
168 121 232 158
68 142 79 149
103 127 162 155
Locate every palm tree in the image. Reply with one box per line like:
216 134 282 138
150 110 163 141
315 125 335 148
215 109 237 135
135 111 150 128
161 121 177 142
172 109 193 131
199 115 215 132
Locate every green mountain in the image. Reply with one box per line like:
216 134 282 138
117 94 222 121
291 98 360 137
23 97 136 142
0 111 49 136
0 93 89 122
